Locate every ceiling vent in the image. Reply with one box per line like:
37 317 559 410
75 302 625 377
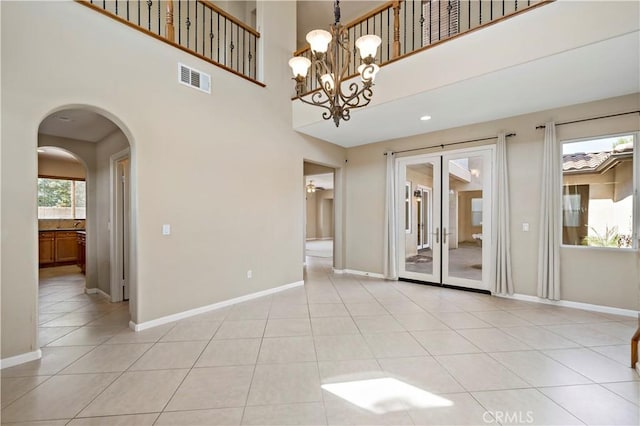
178 63 211 94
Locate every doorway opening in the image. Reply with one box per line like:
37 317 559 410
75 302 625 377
36 107 134 347
303 162 336 265
397 147 494 292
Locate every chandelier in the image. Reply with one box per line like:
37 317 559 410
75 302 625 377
288 1 382 127
306 180 317 193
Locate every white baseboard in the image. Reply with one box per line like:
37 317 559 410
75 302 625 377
496 293 639 318
130 280 304 332
0 349 42 369
342 269 386 279
85 287 110 300
333 269 345 274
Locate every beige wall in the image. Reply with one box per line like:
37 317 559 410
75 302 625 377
305 189 334 240
615 160 633 202
38 155 86 179
1 1 346 360
345 93 640 310
305 190 318 239
316 189 334 239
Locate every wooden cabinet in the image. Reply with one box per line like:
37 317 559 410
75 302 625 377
77 232 86 274
39 230 83 267
55 231 78 262
39 232 55 265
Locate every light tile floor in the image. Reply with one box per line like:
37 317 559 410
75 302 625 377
1 260 639 425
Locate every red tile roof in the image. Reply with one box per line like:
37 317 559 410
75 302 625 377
563 151 611 171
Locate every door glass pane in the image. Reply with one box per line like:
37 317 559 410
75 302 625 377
405 163 434 275
448 155 483 281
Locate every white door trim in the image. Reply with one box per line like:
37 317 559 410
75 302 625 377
109 148 130 303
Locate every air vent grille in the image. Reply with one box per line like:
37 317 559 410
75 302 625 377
178 63 211 94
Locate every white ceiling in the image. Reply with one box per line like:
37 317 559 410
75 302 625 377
294 31 640 147
39 109 120 142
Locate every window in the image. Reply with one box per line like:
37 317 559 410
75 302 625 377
471 198 483 227
38 177 86 219
562 133 637 248
405 182 411 233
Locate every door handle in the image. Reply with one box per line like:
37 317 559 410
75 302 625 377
433 227 439 244
443 227 452 244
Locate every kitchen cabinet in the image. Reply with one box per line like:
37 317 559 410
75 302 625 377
55 231 78 262
39 230 83 267
77 232 86 274
39 232 55 265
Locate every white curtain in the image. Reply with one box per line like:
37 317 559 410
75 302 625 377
537 122 561 300
492 132 514 295
383 151 398 279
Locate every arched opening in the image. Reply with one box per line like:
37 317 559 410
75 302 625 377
36 107 135 346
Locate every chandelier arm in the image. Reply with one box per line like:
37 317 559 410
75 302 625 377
340 83 374 109
339 82 361 106
312 60 333 101
298 91 332 110
298 92 335 124
330 25 351 104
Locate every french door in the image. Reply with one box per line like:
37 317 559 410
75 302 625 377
397 147 493 292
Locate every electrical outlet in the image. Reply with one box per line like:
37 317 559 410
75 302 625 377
247 270 252 279
522 223 529 232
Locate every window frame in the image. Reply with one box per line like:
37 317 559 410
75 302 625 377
37 175 87 220
560 131 638 251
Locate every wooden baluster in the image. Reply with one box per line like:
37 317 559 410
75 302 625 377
392 1 401 58
166 0 175 42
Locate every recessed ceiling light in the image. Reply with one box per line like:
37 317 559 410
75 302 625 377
57 116 72 122
420 115 432 121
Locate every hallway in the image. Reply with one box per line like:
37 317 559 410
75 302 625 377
1 259 638 425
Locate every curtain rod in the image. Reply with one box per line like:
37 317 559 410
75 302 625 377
535 110 640 129
384 133 516 156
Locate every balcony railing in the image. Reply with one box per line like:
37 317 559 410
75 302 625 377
293 0 551 96
77 0 263 86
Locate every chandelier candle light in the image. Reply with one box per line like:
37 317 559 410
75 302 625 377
289 1 382 127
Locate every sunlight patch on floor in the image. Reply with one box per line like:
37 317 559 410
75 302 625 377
322 378 453 414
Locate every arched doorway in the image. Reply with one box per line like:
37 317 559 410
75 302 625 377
36 107 136 347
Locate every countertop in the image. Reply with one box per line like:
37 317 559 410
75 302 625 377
39 229 86 232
